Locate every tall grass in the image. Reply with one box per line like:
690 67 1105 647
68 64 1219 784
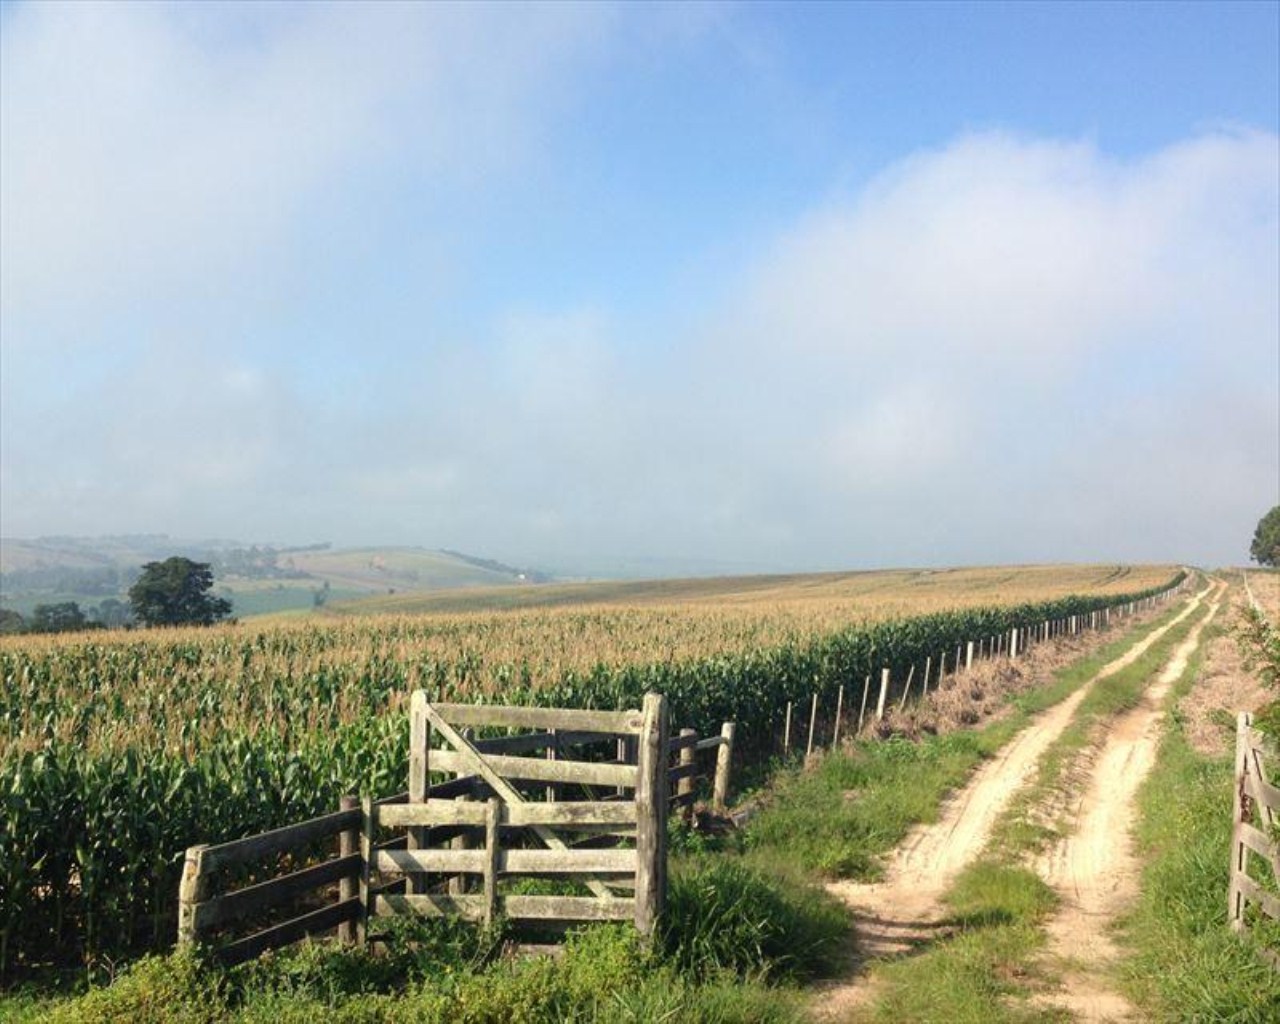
1119 621 1280 1021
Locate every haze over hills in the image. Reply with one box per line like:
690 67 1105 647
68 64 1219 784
0 536 555 619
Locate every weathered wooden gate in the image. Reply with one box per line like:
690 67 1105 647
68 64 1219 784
361 691 669 937
1230 710 1280 969
176 691 735 962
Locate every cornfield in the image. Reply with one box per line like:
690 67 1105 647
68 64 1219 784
0 567 1183 977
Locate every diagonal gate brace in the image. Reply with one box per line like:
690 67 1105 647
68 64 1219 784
419 703 618 899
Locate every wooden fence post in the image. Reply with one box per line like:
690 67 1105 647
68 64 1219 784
966 641 974 670
713 722 735 812
484 798 501 928
857 674 871 732
1230 711 1249 932
635 692 669 936
875 668 890 721
177 844 210 947
922 656 932 699
338 796 359 944
806 693 819 756
549 727 560 802
832 685 845 747
408 691 429 896
678 727 696 823
1010 628 1019 660
359 797 374 944
784 701 793 755
898 664 916 712
449 794 474 896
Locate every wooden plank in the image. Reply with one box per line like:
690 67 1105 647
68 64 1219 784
201 809 358 873
502 895 635 921
668 732 700 753
376 893 634 922
430 749 638 789
694 735 726 752
505 802 637 827
431 703 643 735
1249 746 1280 822
503 849 636 874
1237 874 1280 921
376 848 487 874
216 899 361 967
380 800 638 829
192 853 362 932
1242 772 1280 815
667 762 702 785
380 802 488 828
419 703 617 899
1238 822 1280 875
375 847 636 876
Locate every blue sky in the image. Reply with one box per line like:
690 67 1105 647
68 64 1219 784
2 0 1277 573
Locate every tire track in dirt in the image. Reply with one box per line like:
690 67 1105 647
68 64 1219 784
815 583 1209 1017
1032 582 1223 1022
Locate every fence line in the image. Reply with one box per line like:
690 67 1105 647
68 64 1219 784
773 574 1192 759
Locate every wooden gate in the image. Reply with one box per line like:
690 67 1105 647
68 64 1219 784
1230 710 1280 969
361 691 669 937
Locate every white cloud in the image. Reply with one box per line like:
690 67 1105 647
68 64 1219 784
0 1 611 339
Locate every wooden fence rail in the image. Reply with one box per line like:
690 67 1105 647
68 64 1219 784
177 692 734 964
1230 710 1280 969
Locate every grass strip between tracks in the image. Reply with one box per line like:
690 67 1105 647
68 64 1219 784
850 589 1213 1023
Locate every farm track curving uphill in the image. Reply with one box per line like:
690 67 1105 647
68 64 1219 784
816 582 1213 1016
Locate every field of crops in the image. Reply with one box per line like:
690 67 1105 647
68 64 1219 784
0 564 1180 978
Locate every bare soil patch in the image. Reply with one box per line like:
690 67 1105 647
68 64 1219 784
1182 588 1270 756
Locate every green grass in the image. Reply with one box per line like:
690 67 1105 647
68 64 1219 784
857 864 1061 1022
1117 620 1280 1022
863 920 1060 1024
11 857 842 1024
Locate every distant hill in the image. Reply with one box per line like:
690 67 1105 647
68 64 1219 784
0 537 552 619
321 563 1179 619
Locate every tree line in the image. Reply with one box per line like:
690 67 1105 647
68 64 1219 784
0 557 233 635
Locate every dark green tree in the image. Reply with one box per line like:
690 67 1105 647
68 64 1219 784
29 601 89 633
1252 505 1280 567
0 608 26 634
128 557 233 627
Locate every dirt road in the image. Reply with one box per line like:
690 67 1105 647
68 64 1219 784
817 583 1210 1014
1034 582 1223 1021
